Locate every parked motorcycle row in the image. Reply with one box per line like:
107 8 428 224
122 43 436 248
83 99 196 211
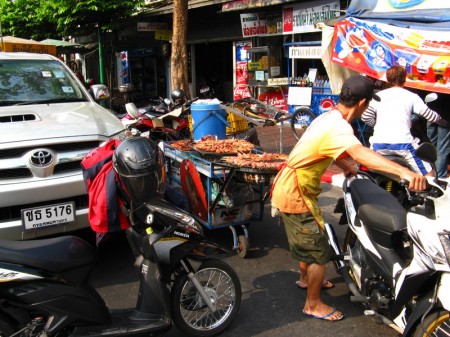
119 89 196 142
117 89 297 146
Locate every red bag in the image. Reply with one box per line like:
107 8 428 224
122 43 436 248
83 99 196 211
81 140 130 233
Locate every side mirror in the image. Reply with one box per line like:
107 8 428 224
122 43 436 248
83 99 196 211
90 84 110 102
164 98 172 106
424 92 438 104
125 103 140 119
416 142 437 163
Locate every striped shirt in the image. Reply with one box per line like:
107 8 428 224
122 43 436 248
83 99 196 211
361 87 440 144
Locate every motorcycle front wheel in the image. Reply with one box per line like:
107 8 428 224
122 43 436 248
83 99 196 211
171 259 241 337
412 309 450 337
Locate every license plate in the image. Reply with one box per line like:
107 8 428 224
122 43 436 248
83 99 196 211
200 86 210 93
21 202 75 231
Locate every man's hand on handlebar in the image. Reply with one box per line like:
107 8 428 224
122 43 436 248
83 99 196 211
400 171 427 192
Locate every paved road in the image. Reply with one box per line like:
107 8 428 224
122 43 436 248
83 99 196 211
89 183 398 337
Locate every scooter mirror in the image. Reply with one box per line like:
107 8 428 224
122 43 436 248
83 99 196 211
424 92 438 104
416 142 437 163
125 103 140 119
164 98 172 106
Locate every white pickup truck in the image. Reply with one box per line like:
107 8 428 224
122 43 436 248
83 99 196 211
0 52 125 240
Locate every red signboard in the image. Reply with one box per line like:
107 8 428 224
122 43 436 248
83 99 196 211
331 17 450 94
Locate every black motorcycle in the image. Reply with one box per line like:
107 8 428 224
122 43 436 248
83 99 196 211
0 137 241 337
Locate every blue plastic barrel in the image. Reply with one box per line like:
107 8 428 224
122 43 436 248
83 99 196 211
191 100 229 141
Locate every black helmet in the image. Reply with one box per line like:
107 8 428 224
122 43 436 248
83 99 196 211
171 89 186 102
113 137 165 204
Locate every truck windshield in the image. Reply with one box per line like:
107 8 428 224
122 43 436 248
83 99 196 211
0 60 88 104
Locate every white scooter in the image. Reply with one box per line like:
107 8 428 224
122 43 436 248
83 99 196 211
329 142 450 336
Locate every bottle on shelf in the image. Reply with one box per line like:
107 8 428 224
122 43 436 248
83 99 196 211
323 80 331 94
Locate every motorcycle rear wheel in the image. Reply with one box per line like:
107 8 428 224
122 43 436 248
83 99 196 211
412 309 450 337
171 259 241 337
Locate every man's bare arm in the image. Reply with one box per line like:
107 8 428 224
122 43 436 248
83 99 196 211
345 144 426 191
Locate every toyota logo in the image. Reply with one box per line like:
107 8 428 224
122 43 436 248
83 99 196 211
30 150 53 166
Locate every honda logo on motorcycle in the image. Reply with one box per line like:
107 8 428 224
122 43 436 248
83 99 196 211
30 150 53 166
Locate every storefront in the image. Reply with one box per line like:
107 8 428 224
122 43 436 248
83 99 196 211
228 0 342 113
105 0 345 106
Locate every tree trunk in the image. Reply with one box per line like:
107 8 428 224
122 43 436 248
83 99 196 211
171 0 190 98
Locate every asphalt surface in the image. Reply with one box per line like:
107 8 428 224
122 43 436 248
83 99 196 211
89 184 397 337
87 125 398 337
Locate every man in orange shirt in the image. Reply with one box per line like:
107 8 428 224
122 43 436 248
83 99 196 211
271 75 426 321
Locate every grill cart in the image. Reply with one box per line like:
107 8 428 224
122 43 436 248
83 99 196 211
162 140 284 258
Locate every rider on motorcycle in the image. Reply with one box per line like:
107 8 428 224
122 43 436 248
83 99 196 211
361 65 442 175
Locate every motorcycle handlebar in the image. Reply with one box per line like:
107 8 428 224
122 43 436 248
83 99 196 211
397 177 443 199
398 179 409 187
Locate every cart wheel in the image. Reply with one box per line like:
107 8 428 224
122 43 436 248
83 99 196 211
236 235 249 258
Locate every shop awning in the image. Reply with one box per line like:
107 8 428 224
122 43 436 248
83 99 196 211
344 0 450 31
40 39 89 54
322 0 450 94
0 36 57 55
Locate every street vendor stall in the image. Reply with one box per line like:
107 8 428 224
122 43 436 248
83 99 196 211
163 137 287 258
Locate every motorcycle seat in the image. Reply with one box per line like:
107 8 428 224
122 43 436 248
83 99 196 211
0 236 97 277
350 179 407 247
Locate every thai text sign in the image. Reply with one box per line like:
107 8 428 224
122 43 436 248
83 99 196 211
331 17 450 94
137 22 168 32
283 0 340 34
0 42 56 55
240 13 268 37
155 30 173 41
289 46 323 59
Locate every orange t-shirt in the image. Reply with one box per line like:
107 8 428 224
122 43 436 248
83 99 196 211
271 110 360 226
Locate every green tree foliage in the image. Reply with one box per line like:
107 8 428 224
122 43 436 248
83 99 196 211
0 0 141 39
0 0 57 39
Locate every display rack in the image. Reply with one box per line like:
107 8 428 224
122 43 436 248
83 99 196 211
246 46 281 86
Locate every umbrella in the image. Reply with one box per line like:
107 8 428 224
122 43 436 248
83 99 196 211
3 36 43 44
39 39 89 54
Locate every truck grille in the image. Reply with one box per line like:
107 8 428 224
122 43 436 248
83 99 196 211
0 141 100 159
0 141 101 180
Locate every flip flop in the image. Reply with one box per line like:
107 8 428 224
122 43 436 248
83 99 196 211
295 280 335 289
302 308 344 322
